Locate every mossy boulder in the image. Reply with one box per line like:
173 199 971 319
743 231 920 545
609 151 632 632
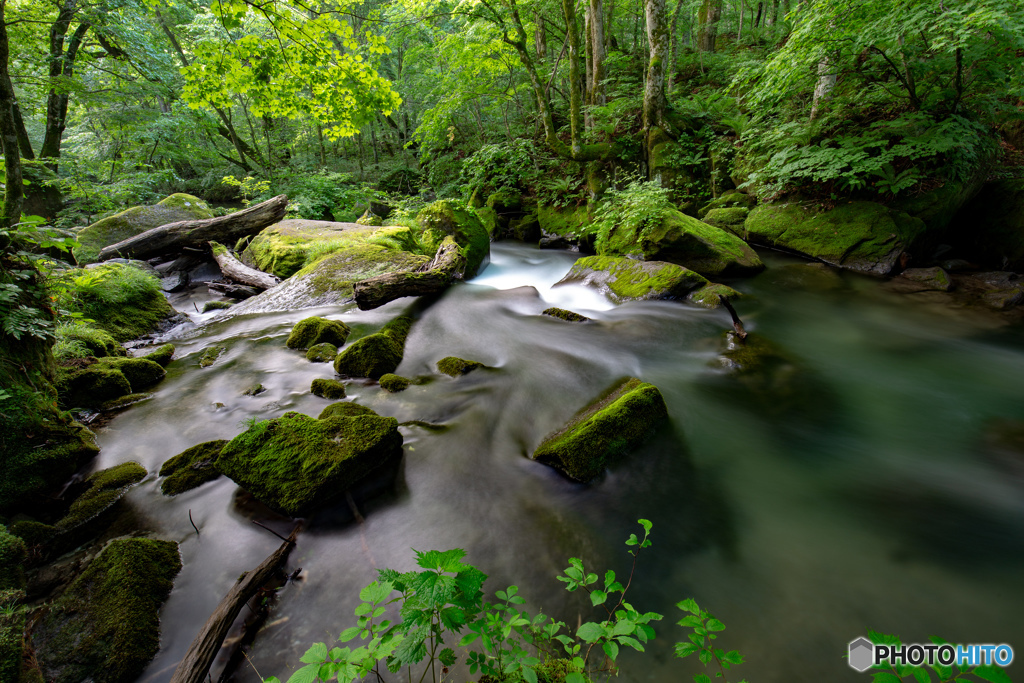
74 193 213 264
286 316 351 350
199 345 226 368
311 378 347 399
474 206 501 239
142 343 174 367
634 209 764 278
744 201 927 276
687 283 742 309
0 593 26 683
415 200 490 277
159 440 227 496
33 537 181 683
202 300 232 313
532 377 669 482
96 357 165 392
9 520 56 547
306 343 338 362
542 307 591 322
556 256 709 303
334 316 412 379
59 363 132 409
537 204 589 241
99 393 153 411
0 525 27 591
437 356 485 377
896 267 953 292
701 207 749 233
379 374 411 392
216 411 403 516
53 462 147 535
63 263 175 341
318 402 379 419
945 179 1024 271
56 324 125 359
698 192 756 218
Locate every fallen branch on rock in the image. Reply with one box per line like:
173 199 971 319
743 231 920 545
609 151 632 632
353 237 467 310
209 241 279 290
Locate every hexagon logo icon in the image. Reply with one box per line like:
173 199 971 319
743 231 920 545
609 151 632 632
849 637 875 672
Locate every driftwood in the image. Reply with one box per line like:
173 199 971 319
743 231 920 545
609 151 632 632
209 241 279 290
207 282 260 299
353 238 467 310
720 295 747 341
169 526 298 683
97 195 287 261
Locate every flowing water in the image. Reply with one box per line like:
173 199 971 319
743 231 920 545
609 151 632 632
93 243 1024 683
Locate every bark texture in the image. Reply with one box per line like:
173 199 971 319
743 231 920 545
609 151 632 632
353 238 467 310
209 241 280 290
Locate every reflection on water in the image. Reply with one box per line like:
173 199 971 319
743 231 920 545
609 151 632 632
98 243 1023 683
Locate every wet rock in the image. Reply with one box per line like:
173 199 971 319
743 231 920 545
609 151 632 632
538 204 589 245
894 266 953 292
416 200 490 277
286 316 351 350
532 377 669 482
160 271 190 292
99 393 153 412
982 286 1024 310
318 402 379 419
159 440 227 495
202 300 232 313
53 463 147 536
437 356 485 377
33 537 182 683
379 374 411 392
698 191 756 219
141 343 174 367
311 378 347 399
542 307 591 322
306 342 338 363
207 282 260 300
701 207 749 233
96 357 165 391
334 316 412 379
199 345 226 368
633 209 764 278
508 213 541 243
556 255 708 303
216 411 403 516
687 283 742 309
940 258 973 272
242 383 266 396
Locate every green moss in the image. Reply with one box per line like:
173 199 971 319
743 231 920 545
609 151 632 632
141 343 174 367
202 300 232 313
532 377 669 482
73 193 213 264
54 323 125 361
436 356 485 377
312 378 347 399
96 357 165 392
306 342 338 362
542 307 591 322
8 520 55 547
199 345 226 368
379 374 412 392
898 267 952 292
537 204 590 239
334 316 412 379
0 595 26 683
54 462 147 534
415 200 490 277
687 283 742 309
0 525 27 591
216 411 403 516
356 210 383 226
159 440 227 496
559 255 708 303
60 263 174 342
297 243 431 301
33 537 181 683
58 364 132 409
99 393 153 411
318 402 379 419
701 207 749 233
637 209 764 277
474 206 500 238
286 316 351 350
242 383 266 396
698 192 756 218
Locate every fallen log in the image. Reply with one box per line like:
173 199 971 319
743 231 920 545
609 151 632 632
209 241 279 290
207 281 260 299
353 237 467 310
97 195 287 261
168 526 298 683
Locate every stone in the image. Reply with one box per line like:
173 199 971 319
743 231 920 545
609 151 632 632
334 316 412 379
159 440 227 495
379 374 412 392
636 209 765 278
556 255 708 303
53 462 147 535
436 356 485 377
286 316 351 350
141 343 174 367
311 378 347 399
318 402 379 419
896 267 953 292
306 343 338 363
687 283 743 309
542 307 591 322
199 346 226 368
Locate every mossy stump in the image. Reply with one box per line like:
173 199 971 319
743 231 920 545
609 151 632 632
437 356 485 377
286 316 351 350
312 378 347 399
532 377 668 482
159 440 227 495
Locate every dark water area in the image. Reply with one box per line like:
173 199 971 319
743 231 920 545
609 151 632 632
95 243 1024 683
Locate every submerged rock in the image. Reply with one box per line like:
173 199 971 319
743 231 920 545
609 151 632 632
311 378 347 399
141 343 174 367
437 356 485 377
556 255 708 303
34 537 182 683
542 307 591 322
894 267 953 292
159 440 227 495
379 374 412 392
53 462 147 536
636 209 764 278
202 300 232 313
286 316 351 350
241 383 266 396
687 283 742 309
334 316 412 379
216 411 403 517
532 377 669 482
306 342 339 363
199 345 226 368
318 402 379 419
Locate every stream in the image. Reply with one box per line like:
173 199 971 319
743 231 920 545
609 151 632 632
92 243 1023 683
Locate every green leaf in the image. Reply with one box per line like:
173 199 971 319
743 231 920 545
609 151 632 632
694 674 712 683
675 642 700 658
678 615 703 628
522 666 538 683
911 669 930 683
300 642 328 664
974 666 1013 683
439 648 456 667
591 590 608 606
707 619 725 632
638 518 652 534
339 627 362 642
678 599 700 615
721 650 744 665
577 622 605 643
286 664 319 683
603 640 620 661
870 674 902 683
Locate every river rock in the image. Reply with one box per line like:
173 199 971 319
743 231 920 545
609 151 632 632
216 411 403 517
311 378 347 399
52 462 147 547
688 283 742 309
894 267 953 292
95 357 165 391
286 316 351 350
66 262 177 341
698 191 756 218
532 377 669 482
415 200 490 277
701 207 749 233
636 209 764 278
306 343 338 363
57 362 132 409
33 537 181 683
334 316 412 379
379 374 412 392
437 356 485 377
141 343 174 367
159 440 227 495
318 402 379 419
542 307 591 322
556 255 708 303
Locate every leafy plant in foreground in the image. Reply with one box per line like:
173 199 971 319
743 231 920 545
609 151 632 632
863 631 1012 683
674 599 746 683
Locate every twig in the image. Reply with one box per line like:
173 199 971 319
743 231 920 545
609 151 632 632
189 509 200 536
251 520 291 543
719 296 747 341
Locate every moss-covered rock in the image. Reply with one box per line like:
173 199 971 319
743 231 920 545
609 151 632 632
687 283 742 309
356 210 384 226
896 267 953 292
744 201 927 276
63 263 175 341
286 316 351 350
312 378 347 399
74 193 213 264
532 377 668 482
8 520 55 547
58 363 132 409
334 316 412 379
698 192 756 218
216 411 403 516
99 393 153 412
142 343 174 367
318 402 379 419
415 200 490 277
437 356 485 377
33 537 181 683
53 462 147 535
202 300 232 313
199 345 226 368
96 357 165 392
55 324 125 359
474 206 501 239
542 307 591 322
306 343 338 363
0 525 27 591
634 209 764 278
0 590 26 683
945 179 1024 271
701 207 749 233
379 374 411 392
241 383 266 396
537 204 589 241
158 440 227 496
556 255 708 303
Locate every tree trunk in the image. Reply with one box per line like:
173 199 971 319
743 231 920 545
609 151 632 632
697 0 721 52
0 0 23 234
644 0 669 174
667 0 687 92
353 237 467 310
534 13 547 59
587 0 606 109
738 0 744 41
810 53 838 120
754 1 763 27
97 195 288 261
209 242 279 290
562 0 584 156
40 0 90 169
